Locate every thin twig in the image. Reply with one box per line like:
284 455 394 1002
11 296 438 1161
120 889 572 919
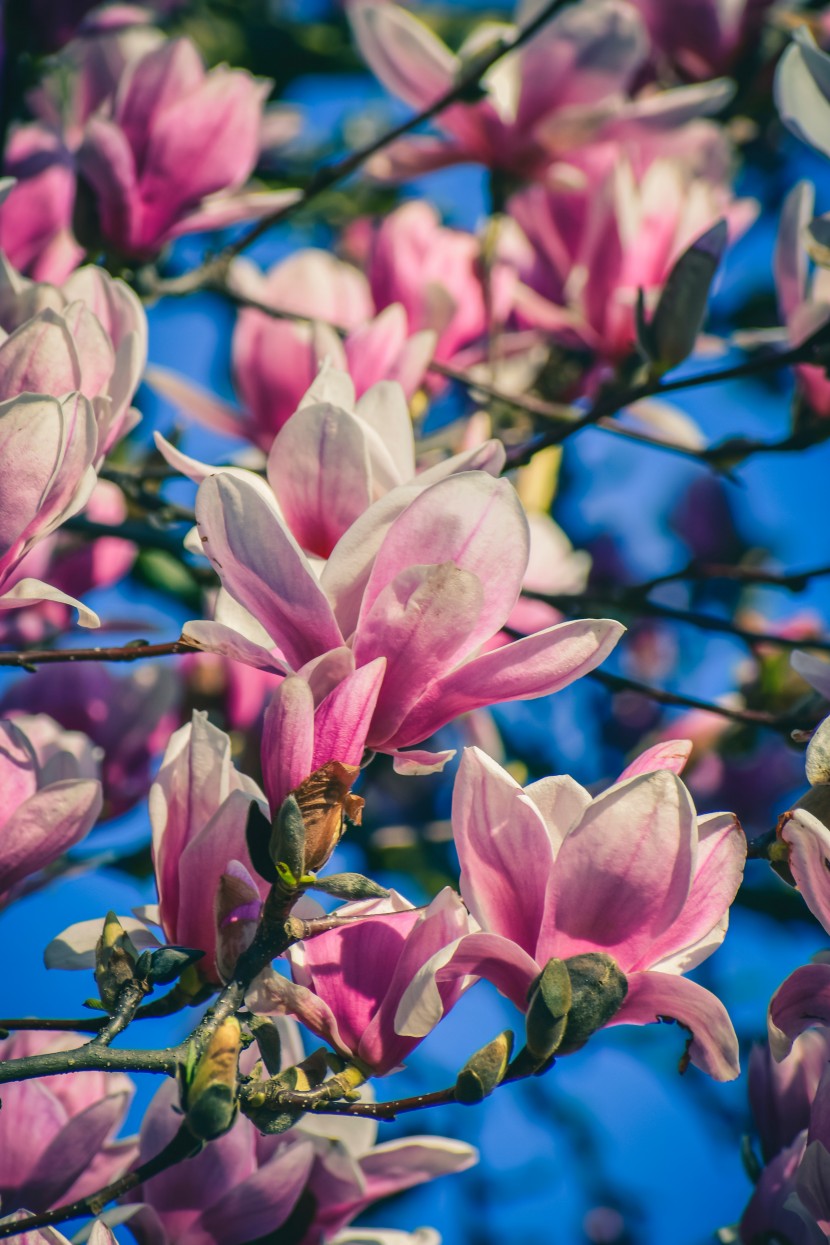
0 639 194 668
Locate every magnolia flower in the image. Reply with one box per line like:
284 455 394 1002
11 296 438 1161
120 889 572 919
0 393 99 625
250 888 474 1076
0 125 83 282
0 716 102 908
0 1031 135 1214
625 0 773 79
776 26 830 163
508 138 755 371
47 712 269 984
74 36 298 259
394 745 745 1081
347 0 733 182
121 1024 476 1244
774 182 830 418
184 467 623 771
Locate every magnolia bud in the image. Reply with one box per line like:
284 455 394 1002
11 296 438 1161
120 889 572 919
310 872 389 900
456 1030 514 1104
184 1017 242 1141
94 911 140 1010
636 220 727 376
269 794 307 886
556 953 628 1054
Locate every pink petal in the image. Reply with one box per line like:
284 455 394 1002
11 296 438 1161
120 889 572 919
16 1093 129 1210
617 739 693 781
148 371 246 440
246 966 350 1058
348 0 459 110
452 747 556 955
611 969 740 1081
180 619 288 675
780 808 830 937
769 964 830 1061
0 780 102 897
540 771 696 972
192 1139 316 1245
776 183 813 325
391 618 624 748
261 676 315 812
390 747 456 775
312 657 387 770
195 471 344 669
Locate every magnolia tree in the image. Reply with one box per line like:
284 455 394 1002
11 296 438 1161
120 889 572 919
6 1 830 1242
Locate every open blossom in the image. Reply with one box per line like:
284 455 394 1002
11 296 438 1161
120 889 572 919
74 36 297 259
393 745 745 1081
508 136 755 373
0 1031 135 1215
0 717 102 907
348 0 733 182
123 1023 476 1244
0 126 83 282
774 183 830 418
184 467 623 770
251 889 474 1076
0 393 100 625
149 248 435 451
624 0 774 79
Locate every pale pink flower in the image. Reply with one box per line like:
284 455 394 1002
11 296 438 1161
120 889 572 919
774 182 830 418
394 745 745 1081
122 1025 475 1244
251 888 474 1076
185 468 624 771
0 716 102 907
0 125 83 283
625 0 774 80
0 1032 135 1215
348 0 733 182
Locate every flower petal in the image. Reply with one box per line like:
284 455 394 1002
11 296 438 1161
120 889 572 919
769 964 830 1061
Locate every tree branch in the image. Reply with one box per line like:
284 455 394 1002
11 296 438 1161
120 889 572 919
0 639 195 668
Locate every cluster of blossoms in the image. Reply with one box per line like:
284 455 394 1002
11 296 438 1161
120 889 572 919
5 1 830 1243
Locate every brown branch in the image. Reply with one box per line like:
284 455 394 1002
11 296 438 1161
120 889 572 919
0 1124 199 1239
278 1085 458 1123
632 559 830 595
0 638 195 668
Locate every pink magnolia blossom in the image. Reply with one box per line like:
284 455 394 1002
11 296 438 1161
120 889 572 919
0 716 102 907
625 0 774 80
74 36 298 259
750 1030 830 1164
0 393 100 626
347 0 733 182
184 467 624 770
122 1022 476 1244
508 137 756 373
251 888 474 1076
1 660 178 817
393 745 745 1081
148 248 435 451
0 1031 135 1215
774 182 830 418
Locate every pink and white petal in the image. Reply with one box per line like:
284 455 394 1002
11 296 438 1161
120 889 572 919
644 812 745 975
617 739 693 781
0 577 100 629
44 916 162 971
17 1094 130 1210
348 0 460 110
391 747 456 775
165 189 302 241
246 966 351 1058
267 403 373 558
190 1140 315 1245
780 808 830 936
1 780 102 895
395 929 540 1039
522 774 591 857
195 471 344 668
354 372 416 483
391 618 624 748
452 747 556 951
769 964 830 1061
610 969 740 1081
313 657 387 770
776 184 813 324
792 651 830 701
180 619 288 674
411 439 507 489
358 473 529 660
261 676 315 811
358 1136 479 1205
541 771 696 971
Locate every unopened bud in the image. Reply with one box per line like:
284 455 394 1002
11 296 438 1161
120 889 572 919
247 1016 283 1077
556 953 628 1053
456 1030 514 1104
310 872 389 900
636 220 727 376
806 714 830 786
270 794 307 888
246 800 275 883
94 912 139 1010
147 947 204 987
185 1017 242 1141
